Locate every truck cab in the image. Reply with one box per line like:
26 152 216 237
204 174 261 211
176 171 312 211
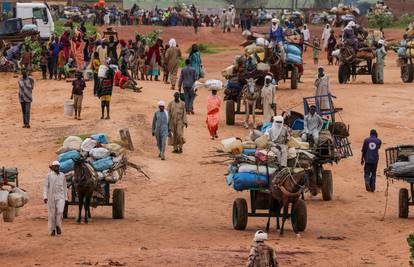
16 3 54 40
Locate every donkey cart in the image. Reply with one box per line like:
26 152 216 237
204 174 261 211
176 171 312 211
384 145 414 218
400 58 414 83
63 155 129 220
338 46 378 84
233 189 307 233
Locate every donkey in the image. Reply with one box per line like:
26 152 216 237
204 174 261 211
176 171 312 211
267 168 307 235
73 160 96 223
242 78 260 129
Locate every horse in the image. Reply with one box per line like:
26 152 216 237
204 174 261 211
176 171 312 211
268 48 284 82
267 168 307 235
73 160 97 223
242 78 260 129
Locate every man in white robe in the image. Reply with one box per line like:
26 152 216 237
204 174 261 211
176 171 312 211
266 116 290 167
43 161 68 236
261 75 276 124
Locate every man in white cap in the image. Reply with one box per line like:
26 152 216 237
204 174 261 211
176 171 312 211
375 39 387 84
261 75 276 124
246 230 278 267
266 116 290 167
152 100 170 160
43 161 68 236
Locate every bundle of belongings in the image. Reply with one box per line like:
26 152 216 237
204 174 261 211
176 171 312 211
387 147 414 177
224 116 329 192
330 4 360 16
0 169 29 222
367 1 393 17
56 133 126 183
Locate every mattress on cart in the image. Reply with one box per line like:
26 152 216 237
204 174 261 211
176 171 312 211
388 161 414 177
233 172 269 191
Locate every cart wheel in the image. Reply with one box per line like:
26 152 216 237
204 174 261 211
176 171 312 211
338 64 348 84
321 170 333 201
399 188 409 218
226 100 235 125
371 63 378 84
291 199 307 232
291 66 298 89
63 201 69 219
402 64 414 83
232 198 248 230
112 189 125 219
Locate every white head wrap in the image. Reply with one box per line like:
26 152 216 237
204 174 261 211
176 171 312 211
52 161 60 166
268 116 284 141
378 39 385 45
169 38 177 47
271 18 279 24
158 100 165 107
254 230 268 242
346 21 356 29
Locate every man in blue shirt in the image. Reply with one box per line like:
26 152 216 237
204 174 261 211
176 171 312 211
361 129 382 192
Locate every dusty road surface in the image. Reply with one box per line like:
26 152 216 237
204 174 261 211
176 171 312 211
1 25 413 267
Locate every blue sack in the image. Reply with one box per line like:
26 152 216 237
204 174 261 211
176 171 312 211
242 149 257 155
60 159 75 173
286 53 303 64
284 44 302 56
91 134 109 144
292 119 304 130
233 172 269 191
91 157 113 171
58 150 81 163
261 122 272 133
398 47 406 58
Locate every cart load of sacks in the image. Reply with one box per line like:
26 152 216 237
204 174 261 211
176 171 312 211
223 124 332 191
0 171 29 222
56 134 125 183
387 154 414 177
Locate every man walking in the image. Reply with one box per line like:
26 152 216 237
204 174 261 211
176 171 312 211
152 101 170 160
361 129 382 192
375 40 387 84
314 67 331 111
168 92 187 154
246 230 278 267
18 69 34 128
44 161 68 236
165 39 182 91
261 75 276 124
178 59 197 114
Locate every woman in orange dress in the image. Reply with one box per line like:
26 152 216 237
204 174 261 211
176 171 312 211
206 89 221 140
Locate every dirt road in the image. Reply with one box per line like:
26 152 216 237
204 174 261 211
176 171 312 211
1 25 413 266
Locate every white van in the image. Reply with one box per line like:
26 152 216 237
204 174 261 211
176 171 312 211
16 3 54 40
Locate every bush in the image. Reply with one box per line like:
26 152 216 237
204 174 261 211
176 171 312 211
408 234 414 263
135 29 162 47
367 12 393 28
54 20 97 38
392 14 414 29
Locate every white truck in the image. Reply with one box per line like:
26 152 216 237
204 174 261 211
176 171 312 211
16 3 54 40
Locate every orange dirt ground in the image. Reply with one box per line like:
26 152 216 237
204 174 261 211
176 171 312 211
1 25 413 266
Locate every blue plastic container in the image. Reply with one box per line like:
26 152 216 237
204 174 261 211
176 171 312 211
233 172 269 191
60 159 75 173
58 150 81 163
284 44 302 56
242 149 256 155
91 157 113 171
291 119 304 130
286 53 303 64
91 134 109 144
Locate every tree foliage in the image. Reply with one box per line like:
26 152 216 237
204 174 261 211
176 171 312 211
367 12 393 28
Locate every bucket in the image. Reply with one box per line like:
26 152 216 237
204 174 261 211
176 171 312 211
83 69 93 81
3 206 15 222
64 100 74 117
221 137 237 153
98 64 108 78
221 138 243 154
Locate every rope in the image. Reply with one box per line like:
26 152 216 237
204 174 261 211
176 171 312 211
380 177 390 221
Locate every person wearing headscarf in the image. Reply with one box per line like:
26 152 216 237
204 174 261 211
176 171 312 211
375 39 387 84
165 38 182 90
43 161 68 236
301 24 310 52
206 88 221 140
327 30 337 65
98 68 114 119
266 116 290 167
225 7 233 32
261 75 276 124
302 105 323 147
342 21 358 51
71 33 85 70
220 9 227 33
168 92 187 153
96 40 107 66
314 67 331 111
147 39 162 81
60 30 71 61
269 18 284 47
246 230 278 267
321 24 331 51
152 100 170 160
188 43 202 80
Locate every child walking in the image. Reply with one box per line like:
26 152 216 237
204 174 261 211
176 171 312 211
71 72 86 120
40 48 48 79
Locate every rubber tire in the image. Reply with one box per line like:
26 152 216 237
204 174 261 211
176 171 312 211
402 64 414 83
371 63 378 84
232 198 248 230
226 100 235 125
63 201 69 219
112 189 125 219
291 66 298 89
291 199 307 232
321 170 333 201
399 188 409 219
338 64 348 84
